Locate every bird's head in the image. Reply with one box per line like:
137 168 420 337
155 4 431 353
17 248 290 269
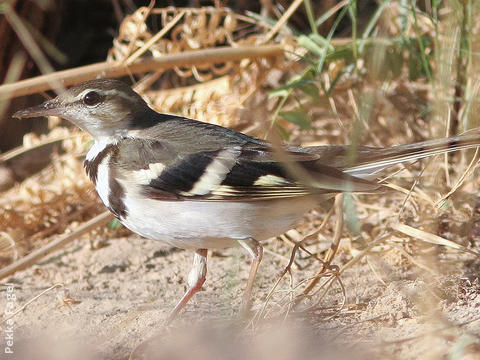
14 79 152 138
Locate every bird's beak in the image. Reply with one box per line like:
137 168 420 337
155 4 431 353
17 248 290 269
13 99 63 119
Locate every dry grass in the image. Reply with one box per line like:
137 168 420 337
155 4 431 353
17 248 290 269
1 1 480 359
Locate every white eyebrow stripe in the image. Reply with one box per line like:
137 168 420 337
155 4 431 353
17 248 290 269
74 89 138 103
75 89 99 102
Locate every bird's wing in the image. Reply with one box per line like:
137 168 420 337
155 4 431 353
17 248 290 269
113 136 377 202
118 116 480 201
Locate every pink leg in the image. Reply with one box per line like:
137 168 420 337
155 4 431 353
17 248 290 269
165 249 207 325
238 238 263 313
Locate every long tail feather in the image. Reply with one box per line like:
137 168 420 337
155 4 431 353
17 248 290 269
343 130 480 178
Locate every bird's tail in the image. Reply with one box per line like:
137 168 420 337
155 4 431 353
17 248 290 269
341 129 480 179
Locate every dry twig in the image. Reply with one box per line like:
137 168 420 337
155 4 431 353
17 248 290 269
0 211 113 280
0 45 285 100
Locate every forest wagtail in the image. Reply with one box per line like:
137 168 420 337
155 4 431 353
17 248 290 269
14 79 480 323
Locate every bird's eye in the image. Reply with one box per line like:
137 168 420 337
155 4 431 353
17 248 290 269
83 91 102 106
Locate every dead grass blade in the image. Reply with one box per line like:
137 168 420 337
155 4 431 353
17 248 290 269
0 135 76 163
0 232 18 261
3 2 64 93
0 283 64 325
435 148 480 207
124 10 186 66
261 0 304 44
0 211 113 280
391 223 480 257
294 194 344 307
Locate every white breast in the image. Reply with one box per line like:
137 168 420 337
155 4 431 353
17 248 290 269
86 137 116 161
86 137 118 209
95 155 112 207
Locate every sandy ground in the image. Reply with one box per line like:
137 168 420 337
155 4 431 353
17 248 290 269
1 228 480 359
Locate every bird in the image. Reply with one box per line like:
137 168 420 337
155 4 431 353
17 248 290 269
13 78 480 323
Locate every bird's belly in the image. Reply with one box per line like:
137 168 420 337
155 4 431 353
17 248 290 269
116 195 316 250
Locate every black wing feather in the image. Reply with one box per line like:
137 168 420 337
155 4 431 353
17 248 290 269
116 117 378 201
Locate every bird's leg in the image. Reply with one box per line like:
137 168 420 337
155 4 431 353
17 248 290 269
238 238 263 314
165 249 207 325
